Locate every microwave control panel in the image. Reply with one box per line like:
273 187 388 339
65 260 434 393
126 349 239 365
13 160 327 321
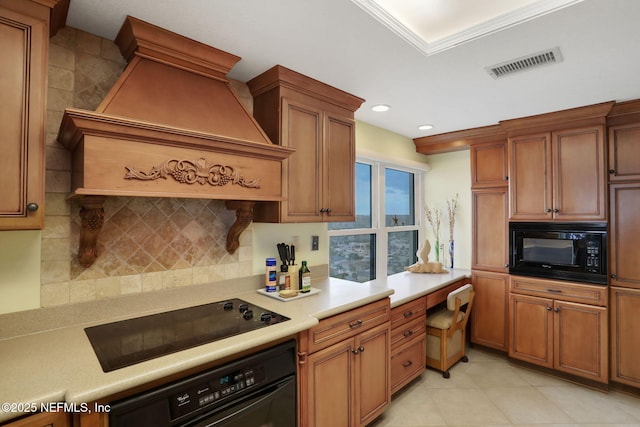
585 239 601 272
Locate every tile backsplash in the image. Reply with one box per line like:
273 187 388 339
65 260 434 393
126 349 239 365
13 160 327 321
41 27 254 307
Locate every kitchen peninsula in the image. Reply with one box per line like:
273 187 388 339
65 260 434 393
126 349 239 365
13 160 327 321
0 268 470 425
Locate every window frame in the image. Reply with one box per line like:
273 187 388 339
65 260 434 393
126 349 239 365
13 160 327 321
328 155 426 280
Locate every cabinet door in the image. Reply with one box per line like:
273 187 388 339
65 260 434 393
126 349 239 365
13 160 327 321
470 141 508 188
552 126 606 220
281 97 323 222
305 338 354 427
472 188 508 272
553 300 607 382
0 6 46 229
608 123 640 182
509 293 553 368
3 411 69 427
508 133 553 220
323 113 356 221
610 183 640 289
355 322 390 427
610 286 640 387
471 271 509 351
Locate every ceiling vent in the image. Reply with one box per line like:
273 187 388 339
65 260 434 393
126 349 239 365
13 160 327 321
486 47 563 79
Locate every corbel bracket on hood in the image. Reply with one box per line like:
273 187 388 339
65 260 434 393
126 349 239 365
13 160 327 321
57 16 294 268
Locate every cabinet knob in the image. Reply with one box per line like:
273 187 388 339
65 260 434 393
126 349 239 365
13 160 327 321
504 263 510 268
319 208 326 213
402 360 413 368
26 202 39 212
505 176 509 181
351 346 365 355
546 306 552 311
554 307 560 313
545 208 552 213
611 274 617 279
326 208 332 214
553 208 559 213
609 169 616 174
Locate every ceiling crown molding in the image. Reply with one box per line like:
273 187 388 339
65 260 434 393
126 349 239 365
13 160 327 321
351 0 583 56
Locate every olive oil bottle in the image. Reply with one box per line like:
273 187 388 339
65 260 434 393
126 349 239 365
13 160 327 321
299 261 311 293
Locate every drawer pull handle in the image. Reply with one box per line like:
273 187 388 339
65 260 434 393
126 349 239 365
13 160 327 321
403 360 413 368
547 289 562 293
403 330 414 338
349 320 363 329
403 311 414 318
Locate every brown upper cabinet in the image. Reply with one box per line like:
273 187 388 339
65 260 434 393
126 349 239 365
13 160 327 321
247 66 364 223
0 0 55 230
504 102 613 221
470 141 508 188
608 122 640 182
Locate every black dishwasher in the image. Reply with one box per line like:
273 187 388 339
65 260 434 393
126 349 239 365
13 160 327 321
109 340 296 427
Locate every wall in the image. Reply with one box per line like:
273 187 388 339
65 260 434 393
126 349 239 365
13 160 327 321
423 150 472 269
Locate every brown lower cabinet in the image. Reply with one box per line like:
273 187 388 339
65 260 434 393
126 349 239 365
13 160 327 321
389 296 426 394
2 412 69 427
470 271 509 352
508 276 608 383
298 298 391 427
610 286 640 387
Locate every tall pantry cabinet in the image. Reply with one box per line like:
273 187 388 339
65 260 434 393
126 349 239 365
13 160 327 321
606 100 640 388
0 0 55 229
468 127 510 352
247 65 364 223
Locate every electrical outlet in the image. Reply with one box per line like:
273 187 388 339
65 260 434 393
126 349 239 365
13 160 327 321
311 235 319 251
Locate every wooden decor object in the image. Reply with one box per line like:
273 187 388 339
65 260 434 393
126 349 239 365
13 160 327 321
57 16 294 266
225 201 255 254
78 196 106 268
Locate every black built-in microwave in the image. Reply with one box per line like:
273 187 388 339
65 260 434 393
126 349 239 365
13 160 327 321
509 222 607 285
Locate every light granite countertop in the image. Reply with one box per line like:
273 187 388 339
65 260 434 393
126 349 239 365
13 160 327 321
0 269 469 423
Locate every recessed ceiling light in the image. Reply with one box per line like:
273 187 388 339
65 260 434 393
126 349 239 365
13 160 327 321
418 124 434 130
371 104 391 112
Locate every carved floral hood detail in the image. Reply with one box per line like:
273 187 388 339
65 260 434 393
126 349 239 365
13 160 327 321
124 157 261 188
57 16 293 267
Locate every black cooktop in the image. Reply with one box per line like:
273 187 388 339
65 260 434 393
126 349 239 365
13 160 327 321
84 299 289 372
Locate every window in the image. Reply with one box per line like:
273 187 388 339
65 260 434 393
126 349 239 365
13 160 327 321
329 160 424 282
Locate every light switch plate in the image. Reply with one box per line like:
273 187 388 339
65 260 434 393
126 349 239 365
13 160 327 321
312 235 319 251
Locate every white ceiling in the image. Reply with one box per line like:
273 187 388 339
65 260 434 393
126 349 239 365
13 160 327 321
65 0 640 139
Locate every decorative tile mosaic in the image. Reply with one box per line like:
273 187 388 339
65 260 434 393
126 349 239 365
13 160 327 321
69 197 238 281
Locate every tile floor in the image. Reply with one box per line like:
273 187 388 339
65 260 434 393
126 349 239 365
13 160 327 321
371 348 640 427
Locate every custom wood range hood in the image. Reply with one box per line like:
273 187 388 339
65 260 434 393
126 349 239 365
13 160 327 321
57 16 294 267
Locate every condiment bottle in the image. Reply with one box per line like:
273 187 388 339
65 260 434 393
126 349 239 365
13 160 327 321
279 264 291 290
299 261 311 293
265 258 277 292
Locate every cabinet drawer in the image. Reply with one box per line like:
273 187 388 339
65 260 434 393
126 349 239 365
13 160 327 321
391 316 426 349
391 335 426 394
305 298 391 353
390 297 426 329
510 275 607 307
